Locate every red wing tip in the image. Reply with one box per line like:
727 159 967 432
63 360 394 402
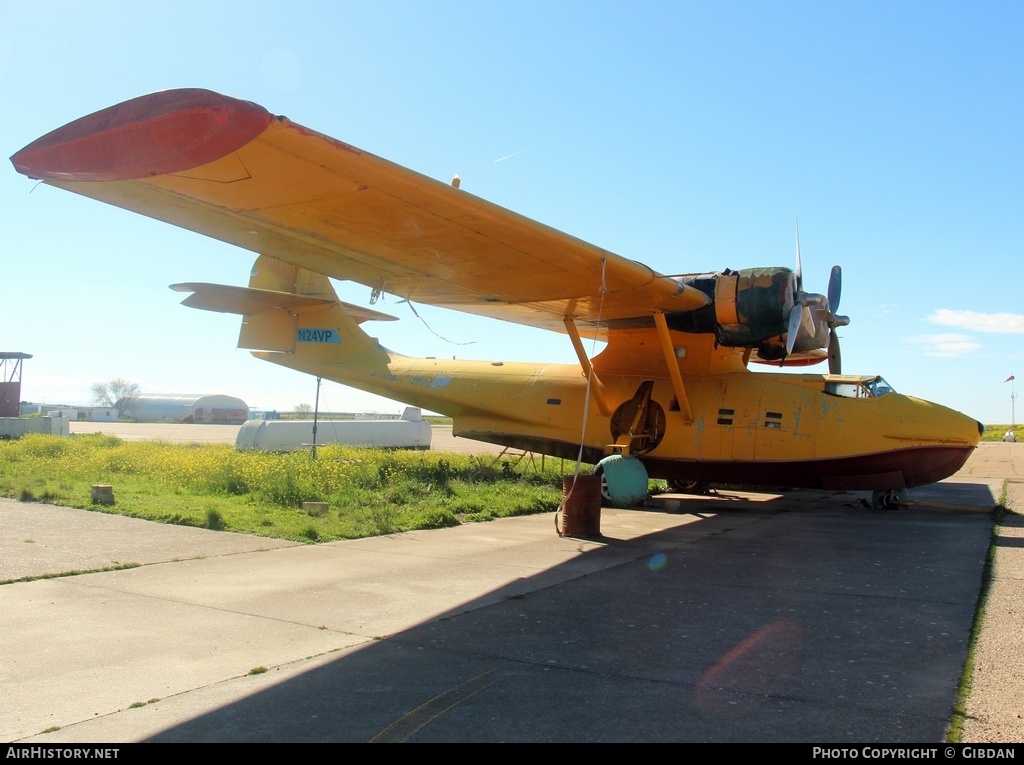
11 88 273 182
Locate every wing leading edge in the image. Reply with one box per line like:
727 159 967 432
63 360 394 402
12 88 709 336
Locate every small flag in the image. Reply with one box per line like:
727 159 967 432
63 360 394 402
1006 375 1016 382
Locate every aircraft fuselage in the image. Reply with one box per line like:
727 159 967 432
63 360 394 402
258 346 982 492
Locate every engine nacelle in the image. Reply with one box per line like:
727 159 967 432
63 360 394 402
669 268 800 360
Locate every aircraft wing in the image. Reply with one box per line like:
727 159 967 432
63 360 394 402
12 89 709 335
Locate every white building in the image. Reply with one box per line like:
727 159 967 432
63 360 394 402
236 407 430 451
77 407 119 422
124 394 250 424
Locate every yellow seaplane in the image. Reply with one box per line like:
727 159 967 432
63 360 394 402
11 89 983 508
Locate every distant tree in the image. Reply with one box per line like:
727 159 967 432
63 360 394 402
91 378 141 418
294 402 313 415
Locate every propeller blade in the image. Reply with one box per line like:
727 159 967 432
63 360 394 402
828 265 842 313
794 218 803 291
786 302 804 355
828 326 842 374
786 226 849 366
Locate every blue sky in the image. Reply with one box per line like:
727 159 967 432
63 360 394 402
2 1 1021 424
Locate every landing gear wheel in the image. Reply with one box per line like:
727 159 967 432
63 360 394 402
593 465 612 506
594 456 649 507
871 490 903 510
668 478 710 495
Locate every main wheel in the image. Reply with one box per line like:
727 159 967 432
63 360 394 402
594 455 649 507
593 464 612 506
668 478 710 495
871 490 900 510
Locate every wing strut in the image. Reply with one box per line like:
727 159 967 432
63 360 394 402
563 318 611 417
653 312 694 424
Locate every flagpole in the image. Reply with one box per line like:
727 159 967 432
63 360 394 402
1012 377 1017 428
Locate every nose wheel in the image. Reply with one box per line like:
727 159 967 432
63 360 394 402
871 489 909 510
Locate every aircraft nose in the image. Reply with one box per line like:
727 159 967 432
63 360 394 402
940 403 985 446
896 402 985 486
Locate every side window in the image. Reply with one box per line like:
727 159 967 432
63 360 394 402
824 382 863 398
825 378 896 399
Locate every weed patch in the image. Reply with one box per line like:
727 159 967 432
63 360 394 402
0 434 569 543
1 562 141 586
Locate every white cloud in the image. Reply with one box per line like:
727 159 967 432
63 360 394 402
927 309 1024 334
904 333 983 357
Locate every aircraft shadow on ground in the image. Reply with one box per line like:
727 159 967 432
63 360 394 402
147 486 996 743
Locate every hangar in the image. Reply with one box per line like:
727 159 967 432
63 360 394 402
125 394 249 424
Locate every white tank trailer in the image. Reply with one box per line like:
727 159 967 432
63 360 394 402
235 407 431 452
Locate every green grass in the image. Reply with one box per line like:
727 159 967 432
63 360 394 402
982 424 1022 442
945 481 1008 741
0 433 568 543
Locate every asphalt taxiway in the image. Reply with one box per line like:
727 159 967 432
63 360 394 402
1 437 1019 742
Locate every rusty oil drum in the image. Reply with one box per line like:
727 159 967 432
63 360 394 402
558 475 602 537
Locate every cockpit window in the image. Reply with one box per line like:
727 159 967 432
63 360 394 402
866 377 894 397
824 377 895 399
